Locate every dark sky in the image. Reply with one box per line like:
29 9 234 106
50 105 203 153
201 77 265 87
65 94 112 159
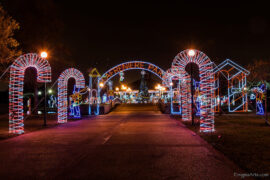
1 0 270 81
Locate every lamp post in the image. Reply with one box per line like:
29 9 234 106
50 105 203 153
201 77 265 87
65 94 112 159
41 51 48 126
188 49 195 126
44 82 47 126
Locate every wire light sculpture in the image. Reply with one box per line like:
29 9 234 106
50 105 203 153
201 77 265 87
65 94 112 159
213 59 250 112
172 49 215 132
251 84 266 115
58 68 85 123
9 53 51 134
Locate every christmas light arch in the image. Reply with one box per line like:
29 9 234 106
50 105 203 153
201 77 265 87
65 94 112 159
58 68 85 123
172 49 215 132
100 61 165 85
162 68 182 115
9 53 51 134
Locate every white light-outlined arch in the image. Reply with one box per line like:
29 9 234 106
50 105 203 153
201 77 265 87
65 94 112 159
100 61 165 85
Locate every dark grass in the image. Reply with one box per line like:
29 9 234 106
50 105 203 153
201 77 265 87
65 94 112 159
181 114 270 174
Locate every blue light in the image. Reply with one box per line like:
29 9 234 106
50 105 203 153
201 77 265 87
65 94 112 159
69 86 82 118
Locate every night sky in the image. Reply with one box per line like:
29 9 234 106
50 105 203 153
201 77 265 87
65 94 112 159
1 1 270 82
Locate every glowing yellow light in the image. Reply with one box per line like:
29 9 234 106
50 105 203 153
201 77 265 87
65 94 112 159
99 82 104 88
127 87 131 92
48 89 53 94
115 87 119 91
188 49 195 57
40 51 48 58
121 84 127 90
155 84 161 90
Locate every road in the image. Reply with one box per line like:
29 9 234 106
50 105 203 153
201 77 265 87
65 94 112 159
0 104 242 179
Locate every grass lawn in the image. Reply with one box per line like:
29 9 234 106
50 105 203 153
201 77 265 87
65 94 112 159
181 114 270 174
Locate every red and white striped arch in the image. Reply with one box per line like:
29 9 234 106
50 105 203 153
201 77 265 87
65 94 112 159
9 53 51 134
172 49 215 132
58 68 85 123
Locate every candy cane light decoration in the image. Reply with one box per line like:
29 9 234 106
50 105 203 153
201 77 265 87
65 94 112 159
172 49 215 132
9 53 51 134
58 68 85 123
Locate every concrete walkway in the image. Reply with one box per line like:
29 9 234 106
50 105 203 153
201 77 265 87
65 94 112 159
0 104 242 179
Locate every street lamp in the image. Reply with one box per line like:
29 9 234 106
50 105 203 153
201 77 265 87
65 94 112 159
188 50 195 125
40 51 48 58
188 49 195 57
48 89 53 94
41 51 48 126
99 82 104 88
155 84 161 90
121 85 127 90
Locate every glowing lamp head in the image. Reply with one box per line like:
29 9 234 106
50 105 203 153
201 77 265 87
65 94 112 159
40 51 48 58
99 82 104 88
188 49 195 57
38 91 42 95
169 82 173 86
115 87 119 91
48 89 53 94
121 84 127 90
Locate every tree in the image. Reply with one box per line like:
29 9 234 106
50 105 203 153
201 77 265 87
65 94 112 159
247 60 270 87
0 5 21 80
247 60 270 125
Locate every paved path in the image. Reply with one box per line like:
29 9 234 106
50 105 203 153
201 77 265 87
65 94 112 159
0 104 242 179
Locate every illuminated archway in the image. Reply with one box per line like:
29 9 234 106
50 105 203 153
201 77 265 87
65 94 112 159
172 49 215 132
58 68 85 123
100 61 165 84
9 53 51 134
162 68 182 115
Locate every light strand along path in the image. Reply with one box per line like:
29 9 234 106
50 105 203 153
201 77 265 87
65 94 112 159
0 104 242 179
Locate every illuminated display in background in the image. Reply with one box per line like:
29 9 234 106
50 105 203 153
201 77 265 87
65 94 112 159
172 49 215 132
58 68 85 123
88 68 100 115
97 61 166 115
9 53 51 134
252 84 266 115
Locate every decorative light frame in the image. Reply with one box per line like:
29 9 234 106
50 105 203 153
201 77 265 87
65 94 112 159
213 59 250 112
172 49 215 132
9 53 51 134
58 68 85 123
